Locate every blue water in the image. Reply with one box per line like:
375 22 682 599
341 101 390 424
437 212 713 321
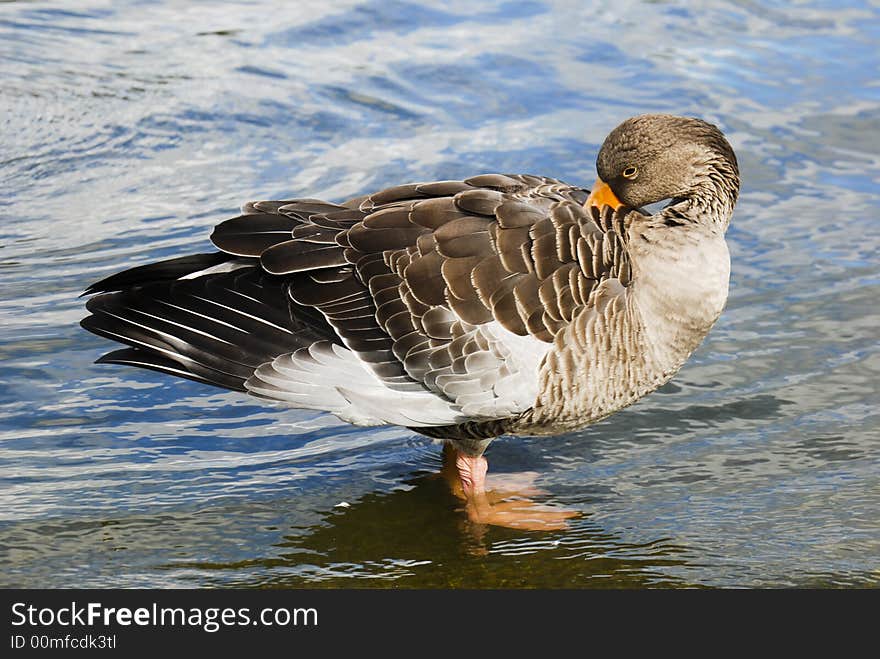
1 0 878 588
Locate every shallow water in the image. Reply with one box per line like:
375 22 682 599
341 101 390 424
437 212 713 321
1 0 878 588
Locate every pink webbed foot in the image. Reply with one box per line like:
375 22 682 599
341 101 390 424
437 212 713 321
444 444 578 532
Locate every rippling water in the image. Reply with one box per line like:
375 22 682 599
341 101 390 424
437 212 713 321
1 0 878 588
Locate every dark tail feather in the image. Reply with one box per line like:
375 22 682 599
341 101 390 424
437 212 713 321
82 252 231 296
81 255 338 391
94 347 247 391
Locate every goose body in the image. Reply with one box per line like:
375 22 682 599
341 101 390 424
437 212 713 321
82 114 740 522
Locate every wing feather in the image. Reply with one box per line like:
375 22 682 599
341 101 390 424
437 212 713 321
83 175 636 436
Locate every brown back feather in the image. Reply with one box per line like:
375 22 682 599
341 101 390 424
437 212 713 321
209 175 636 408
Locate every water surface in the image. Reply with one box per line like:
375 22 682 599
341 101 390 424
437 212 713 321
1 0 879 588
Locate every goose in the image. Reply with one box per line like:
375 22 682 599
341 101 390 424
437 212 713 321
82 114 740 528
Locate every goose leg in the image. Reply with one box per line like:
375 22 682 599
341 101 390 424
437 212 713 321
442 441 577 531
455 450 489 497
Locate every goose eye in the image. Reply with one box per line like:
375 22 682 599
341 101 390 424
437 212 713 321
622 166 638 179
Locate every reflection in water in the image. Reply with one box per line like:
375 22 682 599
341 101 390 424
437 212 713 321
1 0 879 587
173 466 694 589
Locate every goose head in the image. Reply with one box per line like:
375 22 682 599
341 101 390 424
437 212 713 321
586 114 740 230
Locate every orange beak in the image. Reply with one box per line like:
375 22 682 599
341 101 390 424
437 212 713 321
585 178 623 210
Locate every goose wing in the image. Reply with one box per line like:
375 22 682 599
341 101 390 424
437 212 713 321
220 174 634 427
84 174 634 430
